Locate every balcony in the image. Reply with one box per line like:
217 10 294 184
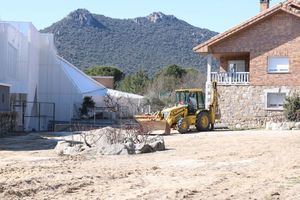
211 72 250 85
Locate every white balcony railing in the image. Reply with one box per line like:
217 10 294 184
211 72 250 85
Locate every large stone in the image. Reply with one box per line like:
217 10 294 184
271 122 281 130
235 124 242 129
96 143 128 155
135 136 165 154
295 122 300 130
149 140 165 151
265 122 272 130
55 127 166 156
282 122 295 130
54 141 85 156
65 144 85 155
82 127 125 147
124 140 135 154
135 143 154 154
280 122 290 131
146 136 165 151
265 121 296 131
54 141 70 155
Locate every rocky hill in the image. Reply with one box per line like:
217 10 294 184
41 9 217 74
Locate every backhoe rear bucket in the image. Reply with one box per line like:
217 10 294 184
134 115 171 134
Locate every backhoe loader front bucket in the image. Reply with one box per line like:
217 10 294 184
134 115 171 134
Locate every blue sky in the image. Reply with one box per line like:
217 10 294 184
0 0 282 32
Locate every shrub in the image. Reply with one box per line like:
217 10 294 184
80 96 95 118
0 112 17 136
284 93 300 121
117 70 149 95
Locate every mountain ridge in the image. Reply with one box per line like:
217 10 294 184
41 9 218 74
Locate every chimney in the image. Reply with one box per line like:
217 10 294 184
260 0 270 12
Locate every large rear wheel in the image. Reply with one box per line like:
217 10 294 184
177 117 190 134
196 112 210 131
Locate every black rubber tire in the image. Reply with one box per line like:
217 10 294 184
177 117 190 134
195 111 210 131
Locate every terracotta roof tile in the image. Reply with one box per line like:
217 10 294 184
193 0 299 53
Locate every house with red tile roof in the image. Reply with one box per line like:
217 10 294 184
194 0 300 128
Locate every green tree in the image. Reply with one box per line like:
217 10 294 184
181 68 206 89
117 70 149 95
161 64 187 79
84 66 124 83
145 65 185 106
284 93 300 121
145 65 205 108
79 96 95 117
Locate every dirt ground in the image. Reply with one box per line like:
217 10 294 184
0 130 300 200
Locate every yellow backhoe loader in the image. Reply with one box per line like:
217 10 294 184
134 82 219 134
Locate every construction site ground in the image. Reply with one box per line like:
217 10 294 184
0 130 300 200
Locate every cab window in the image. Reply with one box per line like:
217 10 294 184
188 93 197 110
197 93 205 108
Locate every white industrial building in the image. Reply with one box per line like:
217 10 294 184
0 21 143 131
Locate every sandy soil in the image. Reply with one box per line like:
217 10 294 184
0 130 300 200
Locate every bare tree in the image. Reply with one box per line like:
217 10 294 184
181 71 206 89
70 94 150 149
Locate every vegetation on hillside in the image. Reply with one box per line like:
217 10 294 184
41 9 217 75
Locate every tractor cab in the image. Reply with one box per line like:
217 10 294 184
175 89 205 114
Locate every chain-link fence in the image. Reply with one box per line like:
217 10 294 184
12 101 55 132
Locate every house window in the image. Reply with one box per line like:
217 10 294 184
266 92 286 109
268 56 289 73
1 93 4 103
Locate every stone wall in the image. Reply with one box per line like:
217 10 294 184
217 85 300 129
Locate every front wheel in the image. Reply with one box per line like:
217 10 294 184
177 117 190 134
196 112 210 131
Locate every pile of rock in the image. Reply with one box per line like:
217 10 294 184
54 127 165 156
265 121 300 131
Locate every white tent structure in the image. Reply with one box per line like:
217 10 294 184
56 56 144 118
0 22 41 130
0 21 144 131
